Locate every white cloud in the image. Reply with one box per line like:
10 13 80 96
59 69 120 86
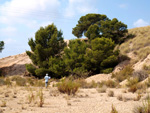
65 0 98 18
0 26 17 36
133 19 149 27
0 0 60 25
4 38 16 44
119 4 128 9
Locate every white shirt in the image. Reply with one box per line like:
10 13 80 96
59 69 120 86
44 75 51 82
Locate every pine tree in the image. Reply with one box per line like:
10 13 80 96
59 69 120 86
26 24 66 78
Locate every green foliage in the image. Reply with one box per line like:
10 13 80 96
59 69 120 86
25 64 36 75
35 68 49 78
48 57 66 78
26 24 66 78
101 68 113 74
72 14 109 38
63 39 88 75
73 13 128 43
0 41 4 52
84 38 119 74
57 78 80 95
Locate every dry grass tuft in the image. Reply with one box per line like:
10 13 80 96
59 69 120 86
117 94 123 101
107 90 114 97
111 104 118 113
133 95 150 113
0 100 6 107
37 89 44 107
57 78 80 95
119 26 150 61
112 65 134 82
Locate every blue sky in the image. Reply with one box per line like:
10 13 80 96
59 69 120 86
0 0 150 58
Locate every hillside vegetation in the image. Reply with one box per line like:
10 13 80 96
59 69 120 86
119 26 150 61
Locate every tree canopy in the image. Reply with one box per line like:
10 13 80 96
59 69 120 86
63 39 88 75
0 41 4 52
84 38 119 74
72 14 128 44
26 24 66 78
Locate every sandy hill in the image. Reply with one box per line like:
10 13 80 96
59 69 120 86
0 52 31 76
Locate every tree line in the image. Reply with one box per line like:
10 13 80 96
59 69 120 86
26 13 128 78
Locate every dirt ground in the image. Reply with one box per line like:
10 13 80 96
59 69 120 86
0 84 146 113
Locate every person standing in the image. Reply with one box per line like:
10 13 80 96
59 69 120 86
44 73 51 88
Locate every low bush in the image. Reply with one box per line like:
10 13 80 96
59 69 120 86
128 84 137 93
57 78 80 95
15 77 26 86
104 80 118 88
112 65 134 82
5 78 12 86
127 77 139 87
76 79 97 88
27 77 35 86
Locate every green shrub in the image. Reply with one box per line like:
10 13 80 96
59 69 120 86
35 68 49 78
25 64 36 75
101 68 113 74
73 68 89 78
57 79 79 95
